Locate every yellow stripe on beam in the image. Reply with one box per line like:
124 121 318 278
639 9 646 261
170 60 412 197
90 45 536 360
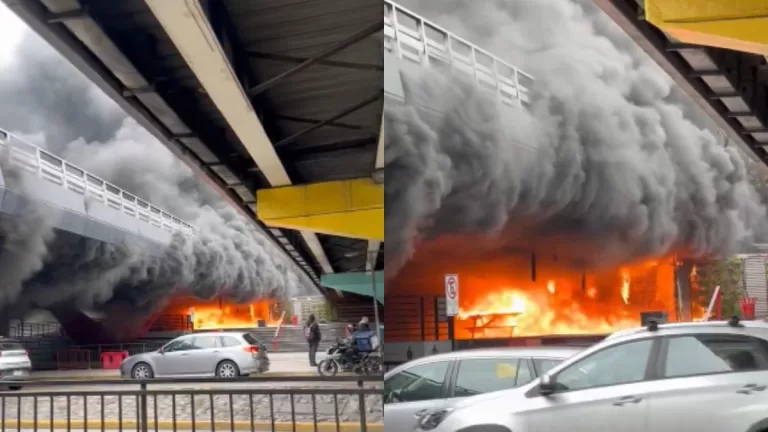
645 0 768 55
257 178 384 241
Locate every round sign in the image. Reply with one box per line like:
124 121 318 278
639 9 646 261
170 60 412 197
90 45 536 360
447 277 457 299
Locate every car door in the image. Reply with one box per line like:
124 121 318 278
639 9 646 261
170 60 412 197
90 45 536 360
187 335 221 375
383 360 452 432
154 337 198 376
521 338 657 432
646 333 768 432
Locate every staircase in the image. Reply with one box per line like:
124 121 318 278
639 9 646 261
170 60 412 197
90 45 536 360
252 324 347 353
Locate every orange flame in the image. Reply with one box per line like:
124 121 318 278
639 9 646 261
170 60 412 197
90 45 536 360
165 297 280 330
454 256 678 339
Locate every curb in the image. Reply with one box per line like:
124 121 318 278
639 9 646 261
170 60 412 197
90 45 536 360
2 419 384 431
26 371 331 382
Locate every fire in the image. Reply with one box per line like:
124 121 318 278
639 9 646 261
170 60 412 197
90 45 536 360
164 296 281 330
455 256 678 339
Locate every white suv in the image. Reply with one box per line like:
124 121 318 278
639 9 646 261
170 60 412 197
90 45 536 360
419 317 768 432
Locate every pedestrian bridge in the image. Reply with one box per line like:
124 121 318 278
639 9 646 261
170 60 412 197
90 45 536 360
384 0 534 110
0 127 194 255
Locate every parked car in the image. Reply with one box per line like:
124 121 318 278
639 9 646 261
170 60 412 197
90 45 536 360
120 331 270 379
419 318 768 432
0 338 31 389
384 346 581 432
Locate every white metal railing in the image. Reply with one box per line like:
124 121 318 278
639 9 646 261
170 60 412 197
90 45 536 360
384 0 534 108
0 127 195 237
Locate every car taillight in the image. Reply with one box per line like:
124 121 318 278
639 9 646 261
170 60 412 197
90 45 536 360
243 345 259 353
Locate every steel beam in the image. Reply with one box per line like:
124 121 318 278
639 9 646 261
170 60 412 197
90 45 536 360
145 0 334 275
247 51 383 72
274 93 382 147
247 21 382 96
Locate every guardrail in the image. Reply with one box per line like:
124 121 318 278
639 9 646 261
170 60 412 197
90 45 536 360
0 376 383 432
384 0 534 108
0 127 195 236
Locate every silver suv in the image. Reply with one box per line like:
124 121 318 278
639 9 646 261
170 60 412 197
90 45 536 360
420 318 768 432
384 346 581 432
120 331 270 379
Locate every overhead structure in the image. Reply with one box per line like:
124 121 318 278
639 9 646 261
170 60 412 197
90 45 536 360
644 0 768 56
594 0 768 170
2 0 384 291
256 178 384 241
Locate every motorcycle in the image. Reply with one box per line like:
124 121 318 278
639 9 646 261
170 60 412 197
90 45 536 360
317 337 381 376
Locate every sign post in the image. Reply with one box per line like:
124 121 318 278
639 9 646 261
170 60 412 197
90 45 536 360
444 274 459 351
444 274 459 316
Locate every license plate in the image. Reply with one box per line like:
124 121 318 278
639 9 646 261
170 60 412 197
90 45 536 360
12 370 23 376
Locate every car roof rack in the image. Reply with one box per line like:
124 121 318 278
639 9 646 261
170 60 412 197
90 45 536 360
647 320 659 331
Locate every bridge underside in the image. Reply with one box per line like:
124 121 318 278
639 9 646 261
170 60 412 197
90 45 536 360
1 0 385 292
595 0 768 169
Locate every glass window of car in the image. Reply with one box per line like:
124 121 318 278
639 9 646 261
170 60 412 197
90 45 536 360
553 339 653 392
516 359 534 385
164 337 199 352
220 336 242 347
664 334 768 378
533 358 562 375
384 361 450 404
193 336 219 349
454 358 525 397
243 333 261 346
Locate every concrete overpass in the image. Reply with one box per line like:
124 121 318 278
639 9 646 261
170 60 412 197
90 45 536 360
384 0 534 122
2 0 384 297
0 127 193 253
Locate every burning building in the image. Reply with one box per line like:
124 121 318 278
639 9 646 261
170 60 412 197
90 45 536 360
383 0 768 359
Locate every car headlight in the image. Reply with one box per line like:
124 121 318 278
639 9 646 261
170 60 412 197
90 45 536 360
417 408 454 431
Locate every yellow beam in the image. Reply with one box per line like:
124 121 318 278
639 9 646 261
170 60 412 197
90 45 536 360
257 178 384 241
645 0 768 55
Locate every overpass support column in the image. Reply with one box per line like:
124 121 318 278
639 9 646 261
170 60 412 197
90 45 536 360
645 0 768 55
256 178 384 241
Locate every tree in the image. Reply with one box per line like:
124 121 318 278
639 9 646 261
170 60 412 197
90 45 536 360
691 258 745 318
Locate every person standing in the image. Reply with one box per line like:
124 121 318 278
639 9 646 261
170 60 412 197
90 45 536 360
304 314 321 366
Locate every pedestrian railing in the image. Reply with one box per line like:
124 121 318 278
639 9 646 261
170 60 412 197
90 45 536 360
0 375 383 431
0 127 195 237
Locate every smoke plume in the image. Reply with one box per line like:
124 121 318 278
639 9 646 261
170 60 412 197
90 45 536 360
0 25 314 314
386 0 768 275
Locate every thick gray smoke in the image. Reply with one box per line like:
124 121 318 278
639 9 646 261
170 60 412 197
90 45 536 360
386 0 768 274
0 27 314 313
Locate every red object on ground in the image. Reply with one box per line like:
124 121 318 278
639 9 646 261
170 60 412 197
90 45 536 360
740 297 758 320
100 351 129 370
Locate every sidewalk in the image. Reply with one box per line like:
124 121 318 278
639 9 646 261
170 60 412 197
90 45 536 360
30 352 326 380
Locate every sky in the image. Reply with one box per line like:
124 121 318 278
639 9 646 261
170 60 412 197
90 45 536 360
0 4 24 67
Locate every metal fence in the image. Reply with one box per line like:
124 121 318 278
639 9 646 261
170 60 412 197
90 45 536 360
0 375 383 431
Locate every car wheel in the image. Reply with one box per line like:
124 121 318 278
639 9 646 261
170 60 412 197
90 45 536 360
132 363 154 380
216 360 240 378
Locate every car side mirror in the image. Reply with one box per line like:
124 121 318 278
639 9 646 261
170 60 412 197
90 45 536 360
386 389 403 404
157 348 165 355
539 374 557 396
